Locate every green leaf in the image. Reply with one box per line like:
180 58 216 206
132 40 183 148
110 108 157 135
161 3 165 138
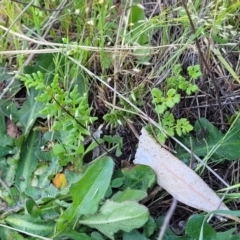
187 65 202 79
0 100 19 123
143 216 157 237
215 229 239 240
15 130 39 193
155 104 167 114
176 118 240 160
165 89 181 108
173 64 182 75
5 214 54 237
186 84 198 95
55 157 114 235
175 118 193 136
0 226 25 240
111 177 124 188
151 88 163 104
103 135 123 157
122 165 156 191
128 5 149 45
91 231 106 240
57 230 91 240
162 112 175 128
18 88 45 135
111 188 147 202
185 214 216 239
123 229 150 240
157 131 167 144
79 200 149 240
24 53 54 75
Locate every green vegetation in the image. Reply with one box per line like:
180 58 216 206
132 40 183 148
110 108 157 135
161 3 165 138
0 0 240 239
149 63 200 143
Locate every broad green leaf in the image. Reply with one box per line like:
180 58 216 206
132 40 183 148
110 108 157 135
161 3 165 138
0 114 17 157
18 88 45 135
122 165 156 191
185 214 215 239
0 111 6 135
55 157 114 234
24 53 54 75
143 216 157 238
128 5 149 45
176 118 240 160
0 100 19 123
91 232 105 240
215 229 240 240
5 214 54 237
0 226 25 240
2 156 18 186
123 229 149 240
57 230 91 240
79 200 149 239
15 130 39 193
111 188 147 202
111 177 124 188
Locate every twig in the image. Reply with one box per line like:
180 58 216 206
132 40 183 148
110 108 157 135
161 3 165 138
158 198 178 240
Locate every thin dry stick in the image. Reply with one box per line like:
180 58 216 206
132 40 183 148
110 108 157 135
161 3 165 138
181 0 224 129
158 198 178 240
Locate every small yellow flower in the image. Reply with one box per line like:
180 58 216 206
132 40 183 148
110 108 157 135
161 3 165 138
52 173 68 189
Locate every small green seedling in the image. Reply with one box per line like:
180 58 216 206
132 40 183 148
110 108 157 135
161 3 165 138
150 64 201 143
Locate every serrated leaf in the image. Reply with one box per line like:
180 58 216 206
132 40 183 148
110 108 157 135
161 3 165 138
79 200 149 239
55 157 114 235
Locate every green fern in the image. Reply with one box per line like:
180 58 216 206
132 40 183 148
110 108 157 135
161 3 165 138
19 70 97 168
